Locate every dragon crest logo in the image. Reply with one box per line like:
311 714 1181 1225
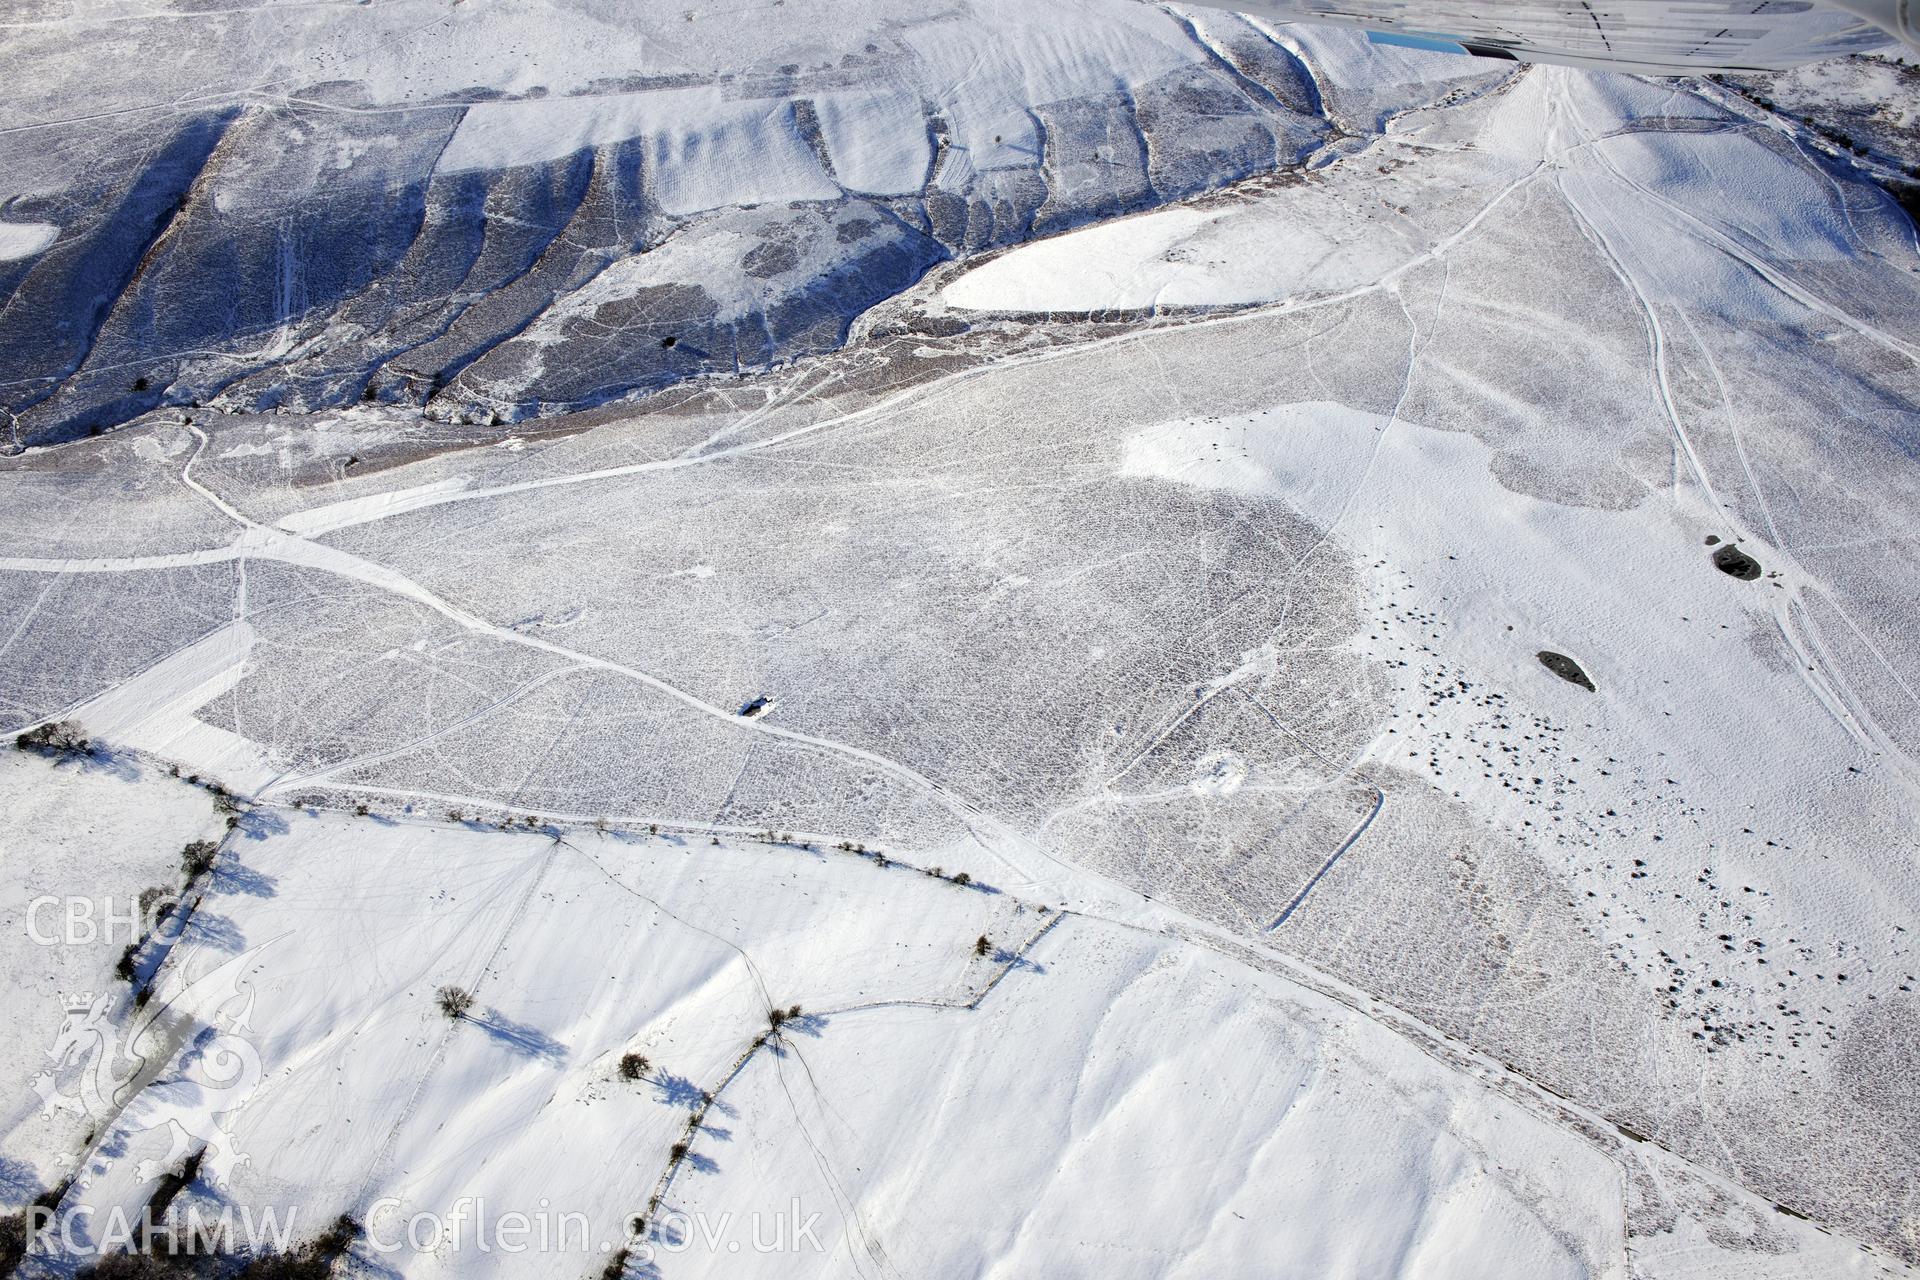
32 942 274 1185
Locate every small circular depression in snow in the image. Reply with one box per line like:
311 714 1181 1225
1192 750 1249 797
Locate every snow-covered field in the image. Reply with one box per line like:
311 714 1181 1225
2 752 1898 1279
2 1 1919 1277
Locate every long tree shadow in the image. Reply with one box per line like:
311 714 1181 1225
468 1010 568 1066
784 1012 827 1039
992 948 1046 975
53 743 142 782
178 910 247 955
650 1072 708 1111
233 809 291 841
764 1021 827 1059
208 860 277 898
0 1154 41 1202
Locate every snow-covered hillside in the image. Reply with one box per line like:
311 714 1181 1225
1 752 1901 1279
0 0 1367 444
2 2 1919 1278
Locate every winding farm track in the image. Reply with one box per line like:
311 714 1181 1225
5 57 1920 1271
